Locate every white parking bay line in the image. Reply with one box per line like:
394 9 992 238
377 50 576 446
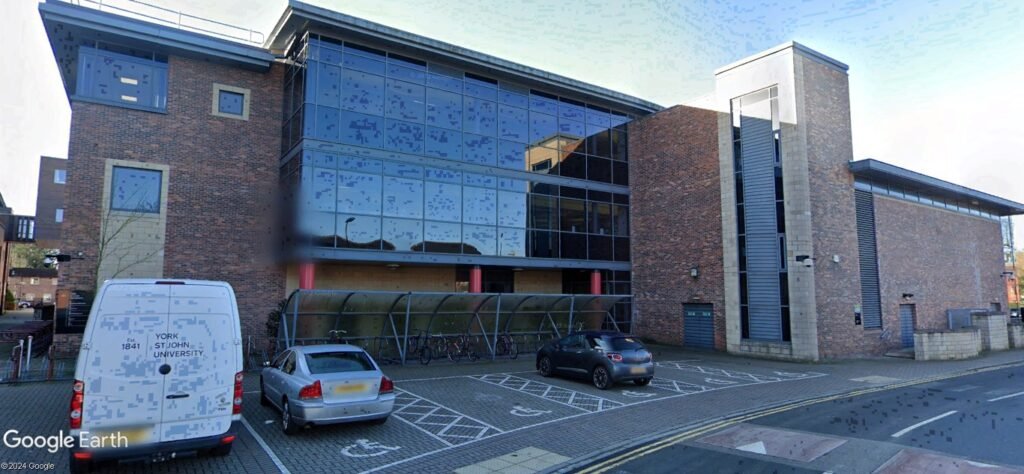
240 416 291 474
471 374 624 412
391 388 503 446
890 410 958 438
987 391 1024 402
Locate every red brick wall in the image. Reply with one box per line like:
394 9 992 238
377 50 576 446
60 54 285 338
874 196 1007 337
628 105 725 348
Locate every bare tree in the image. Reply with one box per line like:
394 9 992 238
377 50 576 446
91 188 162 288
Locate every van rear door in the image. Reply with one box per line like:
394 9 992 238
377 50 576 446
80 283 170 445
158 283 239 442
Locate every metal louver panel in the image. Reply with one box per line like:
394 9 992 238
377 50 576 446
855 190 883 329
683 304 715 349
740 115 782 341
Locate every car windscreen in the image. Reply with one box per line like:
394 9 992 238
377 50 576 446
607 337 644 351
304 351 375 374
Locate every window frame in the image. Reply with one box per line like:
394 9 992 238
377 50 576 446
54 169 66 184
55 208 64 223
211 83 251 120
109 166 163 214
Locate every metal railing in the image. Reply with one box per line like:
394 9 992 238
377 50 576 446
64 0 265 45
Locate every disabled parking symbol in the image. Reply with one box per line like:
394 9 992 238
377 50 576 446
340 439 401 458
621 390 655 398
510 405 551 417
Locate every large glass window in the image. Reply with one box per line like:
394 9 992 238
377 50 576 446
110 166 161 213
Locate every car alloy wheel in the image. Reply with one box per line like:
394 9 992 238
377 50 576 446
538 356 553 377
282 400 300 435
592 366 611 390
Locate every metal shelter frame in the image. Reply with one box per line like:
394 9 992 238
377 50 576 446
279 290 631 365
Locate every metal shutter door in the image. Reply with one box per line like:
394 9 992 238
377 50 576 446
855 190 883 329
741 115 782 341
683 304 715 349
899 304 915 348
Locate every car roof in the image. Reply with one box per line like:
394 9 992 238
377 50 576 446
289 344 366 354
569 330 630 338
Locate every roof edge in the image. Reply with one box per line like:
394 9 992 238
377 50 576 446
715 41 849 76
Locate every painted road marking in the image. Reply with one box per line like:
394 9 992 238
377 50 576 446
649 378 709 394
510 405 552 417
472 374 624 412
240 416 292 474
392 389 503 446
341 439 402 458
890 410 958 438
987 391 1024 402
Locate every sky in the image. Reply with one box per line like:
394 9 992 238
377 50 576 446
1 0 1022 242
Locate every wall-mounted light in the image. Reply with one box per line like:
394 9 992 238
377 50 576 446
690 266 699 278
795 255 814 267
902 293 914 299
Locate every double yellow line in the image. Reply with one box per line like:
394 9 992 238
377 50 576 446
578 361 1024 474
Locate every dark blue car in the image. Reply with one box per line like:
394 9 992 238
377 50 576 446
536 331 654 390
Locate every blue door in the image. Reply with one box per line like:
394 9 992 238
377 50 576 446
899 304 916 348
683 304 715 349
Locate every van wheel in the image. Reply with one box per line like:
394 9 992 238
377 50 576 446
209 443 233 457
281 399 301 435
592 366 612 390
259 378 270 406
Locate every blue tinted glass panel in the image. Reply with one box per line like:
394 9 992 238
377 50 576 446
463 134 496 165
309 168 336 212
463 187 497 225
587 107 611 126
426 88 462 130
425 127 462 160
317 63 340 106
424 221 461 253
337 214 382 249
559 119 585 139
339 111 384 147
382 176 423 219
498 90 529 108
299 211 335 247
498 140 527 170
497 227 526 257
529 112 557 144
464 97 497 136
389 64 426 84
110 166 161 213
337 171 382 215
498 178 528 192
558 101 586 121
338 156 383 174
426 73 462 93
76 47 168 110
464 173 496 188
382 161 423 178
497 191 527 228
424 181 461 222
383 218 422 252
386 79 425 122
318 44 342 65
425 168 461 183
464 76 498 100
315 106 340 141
341 69 385 115
218 90 244 115
304 64 318 103
498 105 528 142
302 104 316 137
463 224 497 256
311 151 337 169
384 119 424 154
609 112 630 127
342 54 385 75
529 93 558 115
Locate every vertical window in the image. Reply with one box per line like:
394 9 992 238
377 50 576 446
55 208 64 223
54 169 66 184
110 167 162 213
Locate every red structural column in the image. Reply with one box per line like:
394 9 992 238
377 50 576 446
469 265 483 293
590 270 602 295
298 263 316 290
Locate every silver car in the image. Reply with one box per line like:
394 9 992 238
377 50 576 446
260 344 395 435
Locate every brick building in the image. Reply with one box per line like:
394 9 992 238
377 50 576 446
33 156 68 249
38 2 1022 358
7 268 59 304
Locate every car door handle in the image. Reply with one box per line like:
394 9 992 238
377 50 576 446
166 393 190 400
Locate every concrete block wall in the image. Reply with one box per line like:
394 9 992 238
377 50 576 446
971 313 1009 351
1007 322 1023 349
914 329 981 361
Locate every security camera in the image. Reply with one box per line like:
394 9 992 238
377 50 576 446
42 257 55 268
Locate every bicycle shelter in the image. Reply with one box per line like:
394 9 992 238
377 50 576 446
277 290 631 365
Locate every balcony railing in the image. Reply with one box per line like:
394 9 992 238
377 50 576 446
62 0 265 45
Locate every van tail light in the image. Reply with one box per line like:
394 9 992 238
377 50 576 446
69 380 84 429
72 452 92 460
379 376 394 395
299 380 322 400
221 435 236 445
606 353 623 363
233 372 244 414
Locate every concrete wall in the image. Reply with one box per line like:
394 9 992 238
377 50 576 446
971 313 1009 351
629 105 725 348
874 196 1008 338
60 54 285 338
1009 322 1023 349
914 329 981 361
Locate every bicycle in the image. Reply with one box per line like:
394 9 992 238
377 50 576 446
407 330 433 365
495 333 518 360
447 334 479 362
328 329 349 344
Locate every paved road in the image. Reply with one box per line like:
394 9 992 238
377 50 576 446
597 365 1024 473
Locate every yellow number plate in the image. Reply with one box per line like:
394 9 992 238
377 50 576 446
630 367 646 375
90 427 151 445
334 384 366 394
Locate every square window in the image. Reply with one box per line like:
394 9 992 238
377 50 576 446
54 169 66 184
211 84 250 120
110 166 162 213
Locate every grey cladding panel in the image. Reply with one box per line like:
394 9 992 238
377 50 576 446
740 116 782 341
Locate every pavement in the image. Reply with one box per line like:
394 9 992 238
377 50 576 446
0 344 1021 473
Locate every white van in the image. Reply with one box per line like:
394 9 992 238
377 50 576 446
69 280 244 472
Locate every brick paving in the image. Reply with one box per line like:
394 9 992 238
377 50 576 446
0 345 1020 473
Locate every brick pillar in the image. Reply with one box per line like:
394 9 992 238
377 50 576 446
469 266 483 293
298 263 315 290
590 270 602 295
